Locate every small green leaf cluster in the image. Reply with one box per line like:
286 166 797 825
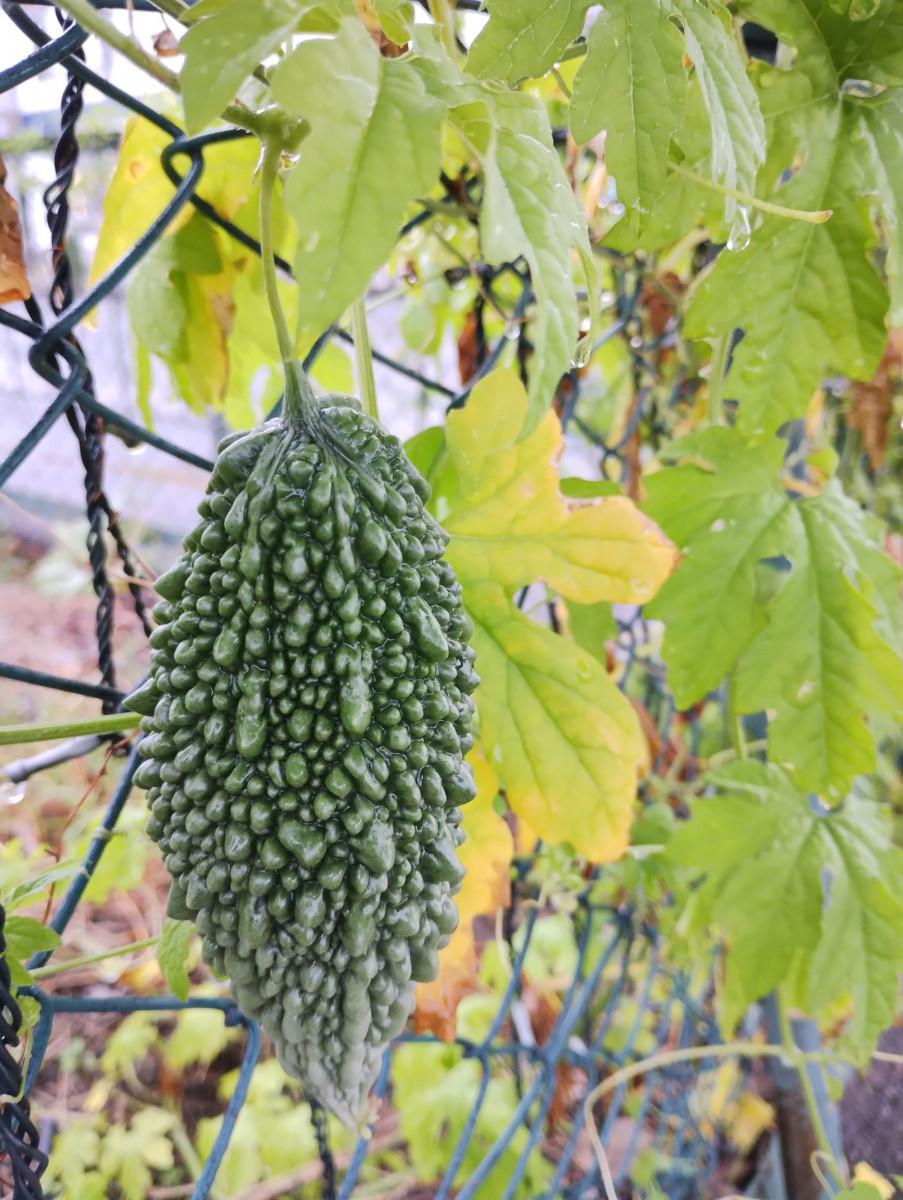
127 395 478 1124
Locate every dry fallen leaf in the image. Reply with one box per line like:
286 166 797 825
0 152 32 305
847 329 902 469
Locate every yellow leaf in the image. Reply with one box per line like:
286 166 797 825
91 119 266 288
853 1164 894 1200
90 117 193 291
456 748 512 929
414 748 512 1040
444 368 677 603
468 582 647 861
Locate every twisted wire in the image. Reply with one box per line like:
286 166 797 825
0 905 48 1200
309 1099 337 1200
42 39 153 706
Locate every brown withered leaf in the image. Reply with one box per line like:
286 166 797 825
457 309 482 386
0 152 32 305
153 29 180 57
847 329 902 469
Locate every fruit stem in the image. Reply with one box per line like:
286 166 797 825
258 138 319 430
351 298 380 422
259 140 294 368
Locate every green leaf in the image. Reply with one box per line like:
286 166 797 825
465 91 591 430
195 1060 321 1194
411 28 596 428
570 0 687 242
669 0 765 215
563 599 618 662
157 918 192 1002
645 428 903 794
270 17 444 338
466 0 591 83
3 916 61 963
393 1042 553 1197
180 0 310 133
686 0 902 437
370 0 414 45
165 1005 237 1069
668 761 903 1058
5 859 80 910
733 484 903 795
854 90 903 321
98 1109 176 1200
644 429 795 706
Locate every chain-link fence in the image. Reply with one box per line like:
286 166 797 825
0 4 813 1198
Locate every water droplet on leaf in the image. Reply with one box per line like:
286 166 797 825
727 207 752 252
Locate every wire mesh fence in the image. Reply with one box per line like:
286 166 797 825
0 4 787 1198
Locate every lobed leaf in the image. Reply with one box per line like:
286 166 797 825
466 0 591 83
444 369 677 603
271 16 444 338
571 0 687 243
467 582 648 861
668 761 903 1059
669 0 765 216
646 428 903 795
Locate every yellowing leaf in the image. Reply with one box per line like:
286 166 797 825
852 1163 894 1200
456 749 513 929
444 369 676 603
414 748 512 1040
90 118 192 292
418 369 674 861
92 119 268 289
468 582 647 861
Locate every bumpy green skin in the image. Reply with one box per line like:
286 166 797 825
126 400 478 1125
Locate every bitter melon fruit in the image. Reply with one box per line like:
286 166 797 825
126 363 478 1125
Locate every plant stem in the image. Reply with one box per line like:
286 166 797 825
53 0 181 89
706 332 730 425
429 0 459 60
258 138 319 429
551 65 572 99
350 298 380 421
51 0 279 139
668 161 833 225
258 141 294 367
30 936 160 979
0 713 139 746
775 991 846 1191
